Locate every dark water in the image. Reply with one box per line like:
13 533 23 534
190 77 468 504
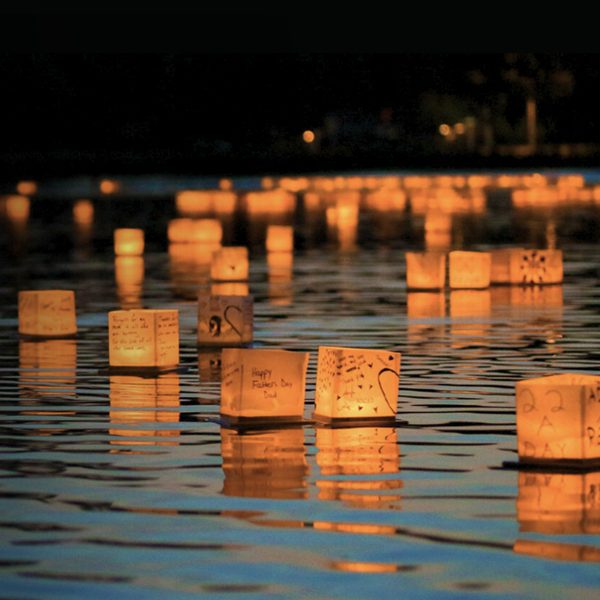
0 171 599 599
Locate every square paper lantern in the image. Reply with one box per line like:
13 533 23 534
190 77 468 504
198 295 253 346
211 246 249 281
18 290 77 337
266 225 294 253
449 251 491 289
516 373 600 464
109 309 179 369
314 346 401 423
492 248 563 285
190 219 223 245
405 252 446 290
220 348 309 423
114 228 144 256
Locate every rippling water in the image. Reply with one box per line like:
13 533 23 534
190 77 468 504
0 172 599 599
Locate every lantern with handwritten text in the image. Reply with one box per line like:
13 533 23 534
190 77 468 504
266 225 294 253
198 295 253 346
491 248 563 285
405 252 446 290
449 251 491 289
211 246 249 281
220 348 309 423
516 373 600 464
109 309 179 370
314 346 401 423
18 290 77 338
114 228 144 256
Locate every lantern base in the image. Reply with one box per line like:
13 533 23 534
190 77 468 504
219 413 307 431
312 413 405 428
502 458 600 473
100 365 187 377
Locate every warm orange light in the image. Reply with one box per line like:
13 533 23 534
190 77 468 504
514 539 600 563
407 292 446 319
314 346 401 423
4 195 30 221
190 219 223 245
245 190 295 215
16 180 38 195
449 251 491 289
109 309 179 369
220 348 309 422
114 228 144 256
265 225 294 252
175 190 237 216
197 295 253 346
405 252 446 290
210 246 249 281
364 189 406 211
18 290 77 338
72 199 94 226
330 561 400 573
516 373 600 463
219 178 233 191
454 122 465 135
115 257 144 307
439 123 451 136
167 218 193 243
302 129 315 143
211 282 250 296
491 248 563 285
100 179 120 195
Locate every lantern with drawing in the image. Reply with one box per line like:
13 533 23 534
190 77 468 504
313 346 401 423
108 309 179 370
211 246 249 281
114 228 144 256
198 295 253 346
515 373 600 464
491 248 563 285
449 250 491 289
405 252 446 290
220 348 309 423
18 290 77 338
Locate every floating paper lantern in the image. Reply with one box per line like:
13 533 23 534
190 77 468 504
115 257 144 307
449 251 491 289
18 290 77 338
491 248 563 285
190 219 223 245
114 228 144 256
197 295 253 346
167 218 193 243
265 225 294 253
220 427 308 498
99 179 120 195
72 199 94 226
314 346 401 423
220 348 309 423
4 195 30 222
109 309 179 370
405 252 446 290
210 246 249 281
516 373 600 464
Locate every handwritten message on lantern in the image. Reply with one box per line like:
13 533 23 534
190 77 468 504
449 251 491 289
109 309 179 369
18 290 77 337
211 247 249 281
491 248 563 285
197 295 253 346
220 348 309 421
516 373 600 463
314 346 401 422
405 252 446 290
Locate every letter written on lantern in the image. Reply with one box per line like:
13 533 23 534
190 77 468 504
491 248 563 285
211 247 249 281
220 348 309 423
198 295 253 346
109 309 179 370
405 252 446 290
449 251 491 289
314 346 401 423
114 228 145 256
18 290 77 337
515 373 600 464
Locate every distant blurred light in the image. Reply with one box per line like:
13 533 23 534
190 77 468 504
439 124 451 136
17 181 37 195
303 130 316 143
100 179 120 195
454 122 465 135
219 178 233 191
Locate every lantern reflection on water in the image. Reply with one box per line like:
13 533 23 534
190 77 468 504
267 251 293 306
18 290 77 338
211 247 249 281
491 248 563 285
114 228 144 257
314 346 401 424
220 348 309 423
449 251 491 289
513 539 600 563
220 427 308 498
72 199 94 227
516 373 600 464
405 252 446 290
115 256 144 308
197 295 253 346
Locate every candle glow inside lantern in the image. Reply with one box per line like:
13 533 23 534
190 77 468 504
109 309 179 370
405 252 446 290
265 225 294 253
198 295 253 346
449 250 491 289
18 290 77 338
491 248 563 285
516 373 600 464
210 246 249 281
314 346 401 423
220 348 309 423
114 228 145 256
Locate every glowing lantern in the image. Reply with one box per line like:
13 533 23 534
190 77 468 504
491 248 563 285
220 348 309 423
176 190 213 215
109 309 179 370
405 252 446 290
167 218 193 243
516 373 600 464
99 179 120 195
219 178 233 191
210 246 249 281
449 251 491 289
197 295 253 346
4 195 30 222
16 180 37 195
19 290 77 338
314 346 401 423
190 219 223 245
265 225 294 253
114 228 144 256
72 199 94 226
115 257 144 307
220 427 308 498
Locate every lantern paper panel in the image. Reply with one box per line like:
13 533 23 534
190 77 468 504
198 295 253 346
211 246 249 281
314 346 401 422
491 248 525 284
516 470 600 534
109 309 179 369
18 290 77 337
220 427 308 499
198 349 222 382
220 348 309 421
266 225 294 253
491 248 563 284
516 373 600 463
114 228 145 256
405 252 446 290
449 251 491 289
